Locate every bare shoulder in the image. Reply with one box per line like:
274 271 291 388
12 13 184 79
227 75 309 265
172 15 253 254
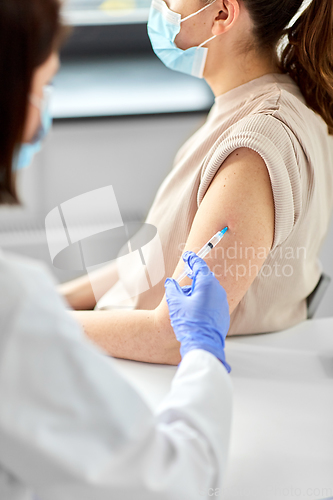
205 147 274 238
165 147 275 315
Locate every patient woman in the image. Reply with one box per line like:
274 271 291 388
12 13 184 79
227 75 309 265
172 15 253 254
61 0 333 364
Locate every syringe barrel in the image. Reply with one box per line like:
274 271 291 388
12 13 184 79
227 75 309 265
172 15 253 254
197 243 213 259
176 269 189 284
209 231 224 247
176 229 227 284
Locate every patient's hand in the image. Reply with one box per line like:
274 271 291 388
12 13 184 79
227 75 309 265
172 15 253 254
58 261 119 311
57 279 96 310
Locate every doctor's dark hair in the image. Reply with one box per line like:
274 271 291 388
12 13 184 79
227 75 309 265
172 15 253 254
0 0 66 204
207 0 333 135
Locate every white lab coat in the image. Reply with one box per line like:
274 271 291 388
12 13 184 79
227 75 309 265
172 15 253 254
0 251 233 500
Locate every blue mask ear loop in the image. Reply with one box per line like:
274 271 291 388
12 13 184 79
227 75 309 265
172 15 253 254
29 84 53 118
180 0 217 23
28 85 53 142
13 85 54 170
179 0 218 48
29 93 42 111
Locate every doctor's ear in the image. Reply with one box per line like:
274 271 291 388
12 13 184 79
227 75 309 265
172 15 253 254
211 0 240 36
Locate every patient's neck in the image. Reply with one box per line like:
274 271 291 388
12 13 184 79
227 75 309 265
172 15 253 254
204 46 282 98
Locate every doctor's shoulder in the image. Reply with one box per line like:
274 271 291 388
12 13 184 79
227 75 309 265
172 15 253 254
0 251 77 334
0 249 55 290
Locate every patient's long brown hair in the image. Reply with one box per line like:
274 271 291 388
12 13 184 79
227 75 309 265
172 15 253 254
245 0 333 135
279 0 333 135
0 0 67 204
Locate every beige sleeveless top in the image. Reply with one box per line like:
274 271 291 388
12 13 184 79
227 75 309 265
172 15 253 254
98 73 333 335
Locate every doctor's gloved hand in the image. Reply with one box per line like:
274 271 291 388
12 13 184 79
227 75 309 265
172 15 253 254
165 252 231 373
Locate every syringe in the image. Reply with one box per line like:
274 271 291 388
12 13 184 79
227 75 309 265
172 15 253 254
176 227 228 284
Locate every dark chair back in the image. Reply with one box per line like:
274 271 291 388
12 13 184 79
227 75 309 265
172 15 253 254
307 273 331 319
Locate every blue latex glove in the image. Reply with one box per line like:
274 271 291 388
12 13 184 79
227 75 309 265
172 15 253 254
165 251 231 372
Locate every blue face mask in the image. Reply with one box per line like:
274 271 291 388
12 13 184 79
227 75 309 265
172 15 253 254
14 85 53 171
147 0 217 79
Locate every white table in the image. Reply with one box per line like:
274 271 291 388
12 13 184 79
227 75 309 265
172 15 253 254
113 318 333 500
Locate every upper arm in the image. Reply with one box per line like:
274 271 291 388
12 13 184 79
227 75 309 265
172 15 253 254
188 147 274 313
157 147 274 322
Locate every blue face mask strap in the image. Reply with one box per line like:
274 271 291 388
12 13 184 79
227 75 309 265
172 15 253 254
198 34 217 48
29 94 43 110
29 85 53 113
180 0 217 24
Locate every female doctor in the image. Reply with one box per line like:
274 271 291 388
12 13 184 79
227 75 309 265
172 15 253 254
0 1 232 499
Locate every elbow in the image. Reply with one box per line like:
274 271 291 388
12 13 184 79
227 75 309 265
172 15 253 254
154 305 181 365
164 342 182 366
158 327 181 366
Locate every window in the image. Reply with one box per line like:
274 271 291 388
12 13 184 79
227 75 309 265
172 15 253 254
64 0 151 26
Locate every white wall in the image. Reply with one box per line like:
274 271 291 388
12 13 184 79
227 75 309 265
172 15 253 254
0 113 205 283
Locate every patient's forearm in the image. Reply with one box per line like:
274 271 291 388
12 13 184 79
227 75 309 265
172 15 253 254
72 308 181 365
